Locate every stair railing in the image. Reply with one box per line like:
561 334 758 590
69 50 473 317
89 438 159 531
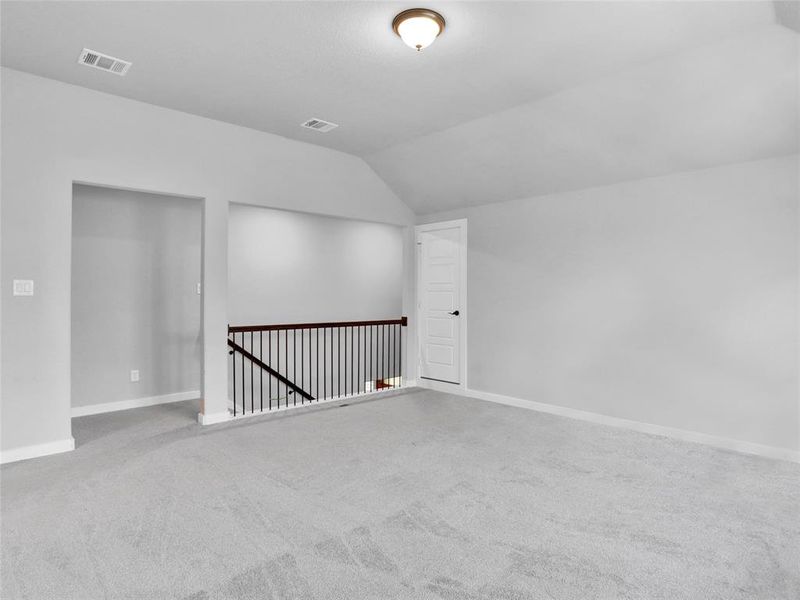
227 317 407 416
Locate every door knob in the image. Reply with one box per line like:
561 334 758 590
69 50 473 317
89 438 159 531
449 310 460 316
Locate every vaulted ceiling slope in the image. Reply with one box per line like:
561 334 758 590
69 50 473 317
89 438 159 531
367 23 799 213
2 1 798 214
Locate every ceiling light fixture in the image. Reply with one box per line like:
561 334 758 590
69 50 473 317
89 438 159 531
392 8 445 52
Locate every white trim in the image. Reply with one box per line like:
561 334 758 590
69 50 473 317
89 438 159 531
415 218 468 392
197 410 232 425
71 390 200 417
1 437 75 464
223 385 416 423
461 387 800 464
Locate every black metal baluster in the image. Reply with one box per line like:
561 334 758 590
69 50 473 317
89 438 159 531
369 326 371 391
348 326 352 396
260 331 264 412
301 328 305 404
269 330 272 410
356 327 361 394
392 324 397 385
306 328 310 401
347 326 351 396
361 325 365 393
248 331 255 414
386 324 390 386
236 332 241 415
370 325 374 390
240 332 245 415
387 325 391 387
349 326 356 396
399 322 403 387
394 325 400 387
231 334 236 417
377 326 381 388
350 327 355 396
343 326 346 397
377 324 380 389
397 323 400 384
285 328 289 408
337 327 341 398
383 325 390 386
339 327 347 398
381 325 389 386
376 324 379 389
358 327 367 392
316 328 320 401
277 330 281 409
323 327 327 400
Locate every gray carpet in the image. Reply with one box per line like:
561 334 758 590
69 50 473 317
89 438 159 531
1 389 798 600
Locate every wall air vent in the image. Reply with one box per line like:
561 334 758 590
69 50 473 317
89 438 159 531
77 48 132 76
301 118 339 133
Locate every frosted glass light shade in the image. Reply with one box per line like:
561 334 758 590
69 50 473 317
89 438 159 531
392 9 445 52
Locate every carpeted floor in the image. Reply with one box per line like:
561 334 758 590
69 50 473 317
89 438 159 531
1 388 798 599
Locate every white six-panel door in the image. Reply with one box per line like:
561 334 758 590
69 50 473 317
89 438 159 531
417 221 465 385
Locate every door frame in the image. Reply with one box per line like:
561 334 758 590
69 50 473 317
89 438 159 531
414 218 468 393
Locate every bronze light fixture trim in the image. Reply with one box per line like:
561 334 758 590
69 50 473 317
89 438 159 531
392 8 446 51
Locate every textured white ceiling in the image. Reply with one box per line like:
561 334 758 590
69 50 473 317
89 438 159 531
1 1 796 213
367 25 800 213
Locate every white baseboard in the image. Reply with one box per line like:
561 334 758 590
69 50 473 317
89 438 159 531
71 390 200 417
218 384 417 424
198 380 421 426
197 410 231 425
461 387 800 464
0 437 75 465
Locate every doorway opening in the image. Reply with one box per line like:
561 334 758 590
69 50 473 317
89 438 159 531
70 184 202 437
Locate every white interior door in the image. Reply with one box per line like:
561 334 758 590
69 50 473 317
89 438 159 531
418 222 464 385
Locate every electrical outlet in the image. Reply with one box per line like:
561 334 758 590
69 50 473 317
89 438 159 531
13 280 34 296
130 370 140 382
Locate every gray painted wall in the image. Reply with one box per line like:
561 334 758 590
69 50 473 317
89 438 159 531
71 185 201 408
420 155 799 452
1 67 413 455
228 204 403 325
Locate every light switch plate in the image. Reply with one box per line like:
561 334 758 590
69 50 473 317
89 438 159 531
13 280 34 296
196 282 201 295
130 370 140 382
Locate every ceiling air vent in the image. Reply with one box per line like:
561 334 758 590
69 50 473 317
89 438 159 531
301 118 338 133
77 48 132 76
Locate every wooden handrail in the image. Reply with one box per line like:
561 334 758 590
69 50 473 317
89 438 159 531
229 316 407 333
227 339 314 402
